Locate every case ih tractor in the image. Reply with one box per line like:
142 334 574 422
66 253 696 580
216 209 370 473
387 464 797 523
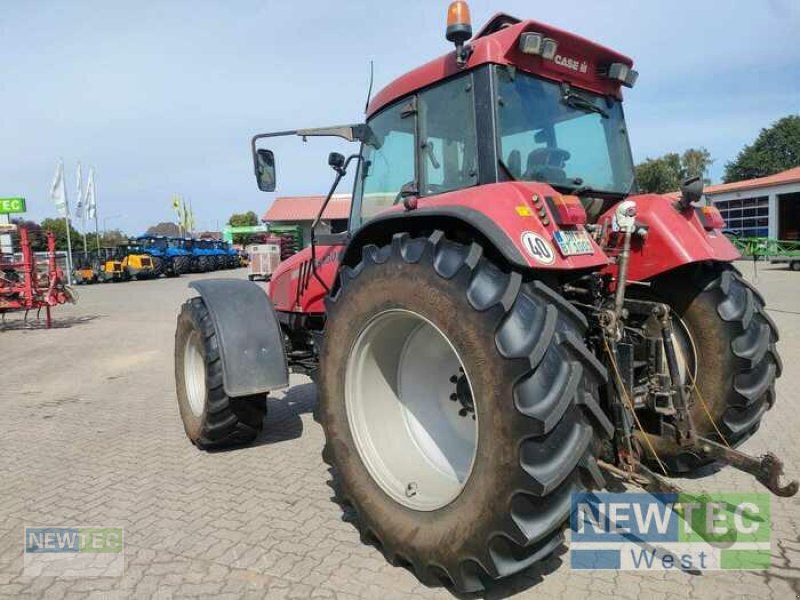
175 4 795 592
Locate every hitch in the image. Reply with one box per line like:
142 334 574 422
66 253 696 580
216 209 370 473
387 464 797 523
694 437 798 497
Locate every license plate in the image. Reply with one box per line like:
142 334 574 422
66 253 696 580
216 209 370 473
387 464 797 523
553 230 594 257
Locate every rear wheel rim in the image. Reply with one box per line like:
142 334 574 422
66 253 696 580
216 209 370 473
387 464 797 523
184 330 206 417
345 309 478 511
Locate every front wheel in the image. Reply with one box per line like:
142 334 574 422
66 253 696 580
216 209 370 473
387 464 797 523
318 232 610 593
175 297 267 448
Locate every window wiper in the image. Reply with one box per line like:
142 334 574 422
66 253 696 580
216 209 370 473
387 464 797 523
555 183 621 198
562 91 608 118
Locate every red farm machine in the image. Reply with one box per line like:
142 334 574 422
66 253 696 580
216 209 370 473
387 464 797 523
0 226 75 328
174 3 795 592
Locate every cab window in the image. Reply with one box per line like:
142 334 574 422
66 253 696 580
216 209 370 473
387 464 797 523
356 102 416 223
418 74 478 195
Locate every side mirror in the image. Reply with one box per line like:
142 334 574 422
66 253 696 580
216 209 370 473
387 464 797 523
328 152 346 172
679 176 704 209
254 148 276 192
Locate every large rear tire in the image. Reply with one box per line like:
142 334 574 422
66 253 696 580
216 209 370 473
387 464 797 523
318 232 611 593
175 297 267 449
151 256 164 278
641 264 781 473
174 255 191 274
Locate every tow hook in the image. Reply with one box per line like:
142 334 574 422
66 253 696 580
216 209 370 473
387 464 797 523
695 437 798 497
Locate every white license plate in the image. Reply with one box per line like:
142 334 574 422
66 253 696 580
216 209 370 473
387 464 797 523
553 230 594 256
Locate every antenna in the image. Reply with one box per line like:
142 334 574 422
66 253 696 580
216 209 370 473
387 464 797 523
364 60 374 115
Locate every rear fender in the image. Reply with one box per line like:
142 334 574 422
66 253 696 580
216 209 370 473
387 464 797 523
599 194 740 282
189 279 289 397
343 182 609 272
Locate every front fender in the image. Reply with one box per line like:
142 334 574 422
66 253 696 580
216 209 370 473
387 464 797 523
189 279 289 397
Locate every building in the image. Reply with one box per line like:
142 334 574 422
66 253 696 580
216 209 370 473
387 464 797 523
703 167 800 240
262 194 351 247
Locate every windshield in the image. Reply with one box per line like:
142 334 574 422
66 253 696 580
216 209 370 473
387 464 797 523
495 66 635 194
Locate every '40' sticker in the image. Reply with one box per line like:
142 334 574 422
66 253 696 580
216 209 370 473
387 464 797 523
521 231 555 265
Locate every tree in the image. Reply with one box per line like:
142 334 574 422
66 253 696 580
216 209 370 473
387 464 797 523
635 148 713 194
10 219 46 251
681 148 713 181
227 211 260 245
723 115 800 183
146 222 181 237
86 229 127 250
39 218 82 252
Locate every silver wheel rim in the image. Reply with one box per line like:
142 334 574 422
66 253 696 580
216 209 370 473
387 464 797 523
345 309 478 511
184 330 206 417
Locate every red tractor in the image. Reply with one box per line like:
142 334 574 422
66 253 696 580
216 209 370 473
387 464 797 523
174 4 794 591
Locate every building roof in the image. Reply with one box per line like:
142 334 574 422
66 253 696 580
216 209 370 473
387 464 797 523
661 166 800 200
263 194 351 223
703 167 800 196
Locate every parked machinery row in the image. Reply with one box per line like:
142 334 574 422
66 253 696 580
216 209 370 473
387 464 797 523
73 236 242 284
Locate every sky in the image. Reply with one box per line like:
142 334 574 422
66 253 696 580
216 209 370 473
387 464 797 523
1 0 799 235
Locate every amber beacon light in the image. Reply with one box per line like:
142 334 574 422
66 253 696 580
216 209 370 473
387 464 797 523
446 1 473 66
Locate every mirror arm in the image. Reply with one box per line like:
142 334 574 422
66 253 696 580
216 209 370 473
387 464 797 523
309 153 361 294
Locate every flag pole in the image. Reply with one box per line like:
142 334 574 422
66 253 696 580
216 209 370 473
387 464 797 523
94 172 100 252
95 208 100 253
64 160 74 285
64 209 74 286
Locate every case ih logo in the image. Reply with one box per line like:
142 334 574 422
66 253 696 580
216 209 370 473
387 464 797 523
554 54 589 74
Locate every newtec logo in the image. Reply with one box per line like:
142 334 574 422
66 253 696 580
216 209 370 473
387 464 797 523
24 527 124 576
570 493 770 571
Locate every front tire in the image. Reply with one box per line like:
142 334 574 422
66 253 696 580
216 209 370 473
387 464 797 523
151 256 164 277
175 297 267 449
174 255 191 274
318 232 611 592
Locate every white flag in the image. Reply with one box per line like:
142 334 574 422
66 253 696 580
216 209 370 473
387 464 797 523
75 162 85 226
86 168 97 220
50 159 69 217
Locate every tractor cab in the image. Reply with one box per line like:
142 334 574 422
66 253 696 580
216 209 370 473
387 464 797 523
250 7 643 313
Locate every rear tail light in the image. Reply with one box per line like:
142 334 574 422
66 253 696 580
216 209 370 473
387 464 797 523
696 206 726 230
545 194 587 226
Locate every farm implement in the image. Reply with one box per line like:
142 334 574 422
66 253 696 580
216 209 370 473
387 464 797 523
1 226 75 328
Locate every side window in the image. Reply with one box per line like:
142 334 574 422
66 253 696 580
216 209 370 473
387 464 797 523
358 102 416 222
418 75 478 195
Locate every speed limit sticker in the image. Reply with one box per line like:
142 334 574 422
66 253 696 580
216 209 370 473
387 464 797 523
521 231 555 265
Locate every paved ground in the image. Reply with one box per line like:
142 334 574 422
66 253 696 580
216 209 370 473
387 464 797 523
1 263 798 599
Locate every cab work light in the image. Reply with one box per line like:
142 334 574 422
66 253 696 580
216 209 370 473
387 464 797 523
545 194 587 226
519 32 558 60
696 205 726 230
606 62 639 88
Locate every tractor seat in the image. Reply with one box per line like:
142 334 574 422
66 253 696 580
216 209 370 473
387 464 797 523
524 148 570 184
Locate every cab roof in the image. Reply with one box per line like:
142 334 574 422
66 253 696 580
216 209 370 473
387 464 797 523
367 13 633 117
